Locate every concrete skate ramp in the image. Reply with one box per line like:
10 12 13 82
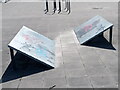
8 26 55 68
74 15 113 44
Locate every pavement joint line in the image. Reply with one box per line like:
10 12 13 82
95 48 116 73
76 43 96 88
94 49 118 86
81 47 117 87
17 78 22 89
68 31 94 88
112 51 118 57
96 49 117 85
60 32 69 88
40 74 45 88
79 56 94 88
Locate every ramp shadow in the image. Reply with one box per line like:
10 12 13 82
82 35 116 50
1 52 53 83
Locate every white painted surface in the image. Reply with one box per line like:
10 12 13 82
8 26 55 67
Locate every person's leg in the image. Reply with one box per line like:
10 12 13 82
65 0 69 12
53 0 57 12
44 0 49 13
64 0 67 10
67 0 71 14
58 0 61 13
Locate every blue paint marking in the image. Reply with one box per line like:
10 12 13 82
36 48 47 58
8 26 55 67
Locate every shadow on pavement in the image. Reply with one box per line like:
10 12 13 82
83 35 116 50
0 52 53 83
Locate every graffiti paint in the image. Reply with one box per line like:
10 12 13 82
8 26 55 67
74 15 113 44
77 19 100 38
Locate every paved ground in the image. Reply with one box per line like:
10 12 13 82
0 1 118 89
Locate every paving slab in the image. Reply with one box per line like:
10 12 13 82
63 62 84 70
44 77 67 88
55 57 63 68
65 69 87 78
62 47 78 53
90 75 117 88
19 78 44 88
67 77 92 88
55 47 62 58
94 88 118 90
2 79 20 88
84 64 110 76
43 68 66 78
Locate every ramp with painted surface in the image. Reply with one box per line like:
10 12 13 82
74 15 113 44
0 0 9 3
8 26 55 68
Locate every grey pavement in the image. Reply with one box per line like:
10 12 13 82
1 2 118 89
